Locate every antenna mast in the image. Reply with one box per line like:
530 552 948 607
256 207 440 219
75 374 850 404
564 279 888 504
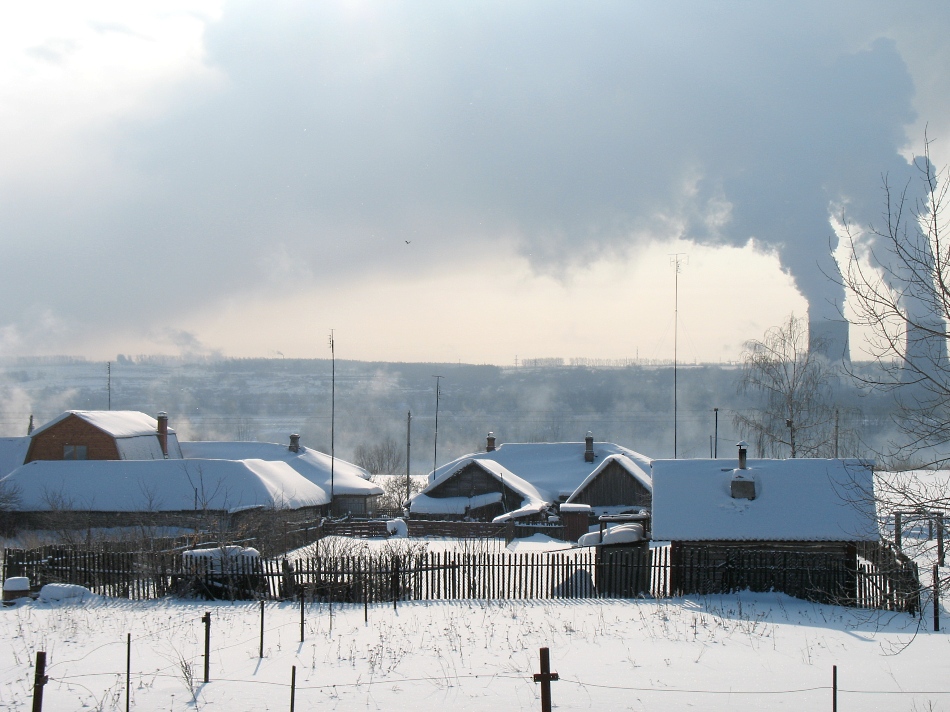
330 330 335 510
432 375 443 476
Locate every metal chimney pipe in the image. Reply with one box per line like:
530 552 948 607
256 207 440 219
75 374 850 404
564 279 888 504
157 412 169 459
737 440 748 470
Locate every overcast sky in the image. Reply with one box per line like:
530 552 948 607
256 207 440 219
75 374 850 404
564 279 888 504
2 1 948 365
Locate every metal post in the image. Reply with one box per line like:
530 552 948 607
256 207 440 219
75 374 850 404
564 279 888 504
533 647 559 712
126 633 131 712
259 601 265 658
939 514 945 566
290 665 296 712
895 512 902 550
832 665 837 712
934 564 940 632
202 612 211 683
299 590 305 643
834 408 839 458
330 331 335 508
713 407 718 458
32 651 47 712
391 556 400 611
406 411 412 506
432 375 443 475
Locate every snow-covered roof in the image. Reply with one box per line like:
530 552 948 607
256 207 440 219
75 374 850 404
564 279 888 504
179 441 383 497
0 437 29 478
32 411 172 439
28 411 183 460
565 453 653 502
413 457 547 518
1 458 329 512
426 442 653 503
651 458 878 542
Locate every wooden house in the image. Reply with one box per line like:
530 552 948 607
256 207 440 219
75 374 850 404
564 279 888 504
651 448 879 604
409 434 652 524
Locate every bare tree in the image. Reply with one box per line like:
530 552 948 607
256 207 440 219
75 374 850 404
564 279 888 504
354 437 405 475
734 314 842 458
838 139 950 467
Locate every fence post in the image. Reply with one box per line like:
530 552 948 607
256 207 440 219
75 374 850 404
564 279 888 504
31 651 47 712
532 647 559 712
289 665 296 712
202 611 211 683
939 514 945 567
125 633 131 712
832 665 837 712
391 556 400 611
259 601 265 657
934 564 940 632
895 512 902 550
299 590 305 643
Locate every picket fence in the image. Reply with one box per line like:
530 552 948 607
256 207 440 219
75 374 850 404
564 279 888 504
2 541 919 612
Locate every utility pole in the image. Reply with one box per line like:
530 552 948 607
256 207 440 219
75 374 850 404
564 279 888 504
406 411 412 506
713 407 719 458
432 375 443 476
329 330 335 510
670 253 687 458
107 361 111 410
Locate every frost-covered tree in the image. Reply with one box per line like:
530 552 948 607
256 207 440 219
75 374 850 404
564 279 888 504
734 314 840 458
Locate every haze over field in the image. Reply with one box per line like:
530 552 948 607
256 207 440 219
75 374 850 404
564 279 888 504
3 2 950 364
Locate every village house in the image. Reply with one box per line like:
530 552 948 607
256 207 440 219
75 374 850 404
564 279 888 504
408 433 652 523
0 411 383 531
650 443 879 603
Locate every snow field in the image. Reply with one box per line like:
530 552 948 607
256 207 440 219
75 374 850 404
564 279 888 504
0 591 947 711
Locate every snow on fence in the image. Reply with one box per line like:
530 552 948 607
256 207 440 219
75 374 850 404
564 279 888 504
2 541 919 611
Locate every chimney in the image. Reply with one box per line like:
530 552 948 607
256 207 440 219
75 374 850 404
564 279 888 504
584 432 595 463
737 440 748 470
157 412 169 459
486 432 496 452
27 414 33 435
289 433 300 453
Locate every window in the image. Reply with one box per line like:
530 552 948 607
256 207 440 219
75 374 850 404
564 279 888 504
63 445 87 460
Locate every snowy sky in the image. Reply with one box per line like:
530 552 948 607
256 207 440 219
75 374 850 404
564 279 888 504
2 1 949 364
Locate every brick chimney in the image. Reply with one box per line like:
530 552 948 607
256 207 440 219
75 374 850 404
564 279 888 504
737 440 748 470
486 432 496 452
157 412 169 459
584 432 595 463
289 433 300 453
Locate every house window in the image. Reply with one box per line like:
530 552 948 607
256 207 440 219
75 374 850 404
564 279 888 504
64 445 87 460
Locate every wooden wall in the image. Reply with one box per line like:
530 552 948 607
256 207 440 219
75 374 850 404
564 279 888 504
569 460 652 508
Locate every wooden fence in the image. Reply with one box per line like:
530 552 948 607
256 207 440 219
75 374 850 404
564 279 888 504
3 542 919 612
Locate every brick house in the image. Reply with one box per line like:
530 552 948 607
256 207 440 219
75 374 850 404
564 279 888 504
25 411 180 462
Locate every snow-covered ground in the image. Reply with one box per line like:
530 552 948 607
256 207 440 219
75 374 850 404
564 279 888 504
0 584 945 711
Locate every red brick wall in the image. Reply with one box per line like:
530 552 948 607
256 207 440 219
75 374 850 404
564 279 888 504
25 414 121 462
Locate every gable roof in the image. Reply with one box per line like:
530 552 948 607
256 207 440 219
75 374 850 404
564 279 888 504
179 441 383 497
31 411 171 439
2 458 328 512
29 411 182 460
565 453 653 502
426 441 653 503
411 457 547 520
651 458 878 542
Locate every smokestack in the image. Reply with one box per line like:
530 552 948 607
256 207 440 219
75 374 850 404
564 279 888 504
486 432 496 452
737 440 748 470
157 412 168 459
584 432 595 463
808 317 851 365
289 433 300 453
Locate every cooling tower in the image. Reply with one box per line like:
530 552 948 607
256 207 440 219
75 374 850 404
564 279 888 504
808 318 851 366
